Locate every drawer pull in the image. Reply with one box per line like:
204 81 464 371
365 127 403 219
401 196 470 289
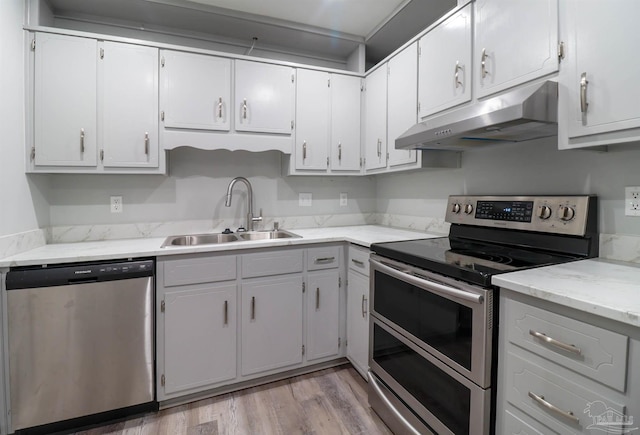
361 294 367 318
528 391 580 424
351 259 365 267
529 330 582 355
315 257 335 264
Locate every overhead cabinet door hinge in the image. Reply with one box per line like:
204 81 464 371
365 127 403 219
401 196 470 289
328 79 331 87
558 41 565 61
161 111 165 121
291 73 295 83
30 146 35 160
161 300 165 312
31 39 36 50
161 374 165 386
291 120 294 130
100 150 104 161
100 48 104 59
161 56 165 67
338 276 342 288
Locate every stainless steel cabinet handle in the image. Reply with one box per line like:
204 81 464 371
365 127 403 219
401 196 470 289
529 330 582 355
314 257 335 263
481 48 489 79
224 300 228 325
528 391 580 424
80 128 85 153
218 96 223 119
361 294 367 318
242 98 248 119
144 132 149 155
338 143 342 161
303 141 307 160
377 139 382 157
316 288 320 310
368 371 422 435
251 296 255 320
351 259 365 267
580 72 589 114
455 61 463 88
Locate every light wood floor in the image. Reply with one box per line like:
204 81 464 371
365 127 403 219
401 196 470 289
73 365 392 435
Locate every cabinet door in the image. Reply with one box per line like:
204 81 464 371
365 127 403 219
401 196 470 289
34 33 97 167
364 65 388 170
330 75 362 172
306 270 340 362
163 283 236 396
475 0 558 98
347 270 369 378
235 60 294 134
241 275 303 376
418 5 472 118
387 42 419 168
295 69 330 170
160 50 231 131
560 0 640 146
101 42 159 168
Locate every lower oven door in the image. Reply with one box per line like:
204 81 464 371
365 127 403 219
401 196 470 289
370 256 493 388
369 319 490 435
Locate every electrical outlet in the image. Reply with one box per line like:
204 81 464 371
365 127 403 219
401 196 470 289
110 196 123 213
625 186 640 216
299 193 312 207
340 192 348 206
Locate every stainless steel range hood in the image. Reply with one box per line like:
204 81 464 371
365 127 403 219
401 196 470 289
396 81 558 151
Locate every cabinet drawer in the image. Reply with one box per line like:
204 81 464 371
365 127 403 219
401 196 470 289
162 255 236 287
502 408 545 435
307 246 341 270
504 350 628 434
348 245 370 275
505 298 628 392
242 249 303 278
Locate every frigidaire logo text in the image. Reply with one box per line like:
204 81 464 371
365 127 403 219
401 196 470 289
74 270 92 274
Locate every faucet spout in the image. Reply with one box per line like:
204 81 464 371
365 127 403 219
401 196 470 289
224 177 262 231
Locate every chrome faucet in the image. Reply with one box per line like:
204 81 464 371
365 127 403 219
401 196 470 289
225 177 262 232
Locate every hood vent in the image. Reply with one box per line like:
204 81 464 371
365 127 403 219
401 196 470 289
396 81 558 151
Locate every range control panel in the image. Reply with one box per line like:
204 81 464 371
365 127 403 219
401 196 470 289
445 195 593 236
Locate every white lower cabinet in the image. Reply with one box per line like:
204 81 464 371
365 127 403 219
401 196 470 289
157 244 346 402
496 291 640 434
346 245 370 378
241 274 304 376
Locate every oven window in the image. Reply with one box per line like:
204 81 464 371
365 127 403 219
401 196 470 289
374 270 473 370
373 324 471 435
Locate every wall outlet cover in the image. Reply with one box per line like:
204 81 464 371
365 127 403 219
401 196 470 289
340 192 348 206
625 186 640 216
299 192 312 207
110 196 123 213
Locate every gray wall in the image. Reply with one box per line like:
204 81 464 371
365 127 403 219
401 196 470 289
47 148 376 226
0 1 49 237
376 138 640 235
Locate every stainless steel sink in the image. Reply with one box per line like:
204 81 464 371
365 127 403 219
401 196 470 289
161 229 300 247
161 233 240 247
237 229 301 241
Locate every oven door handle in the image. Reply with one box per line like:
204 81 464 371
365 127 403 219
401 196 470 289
368 370 423 435
372 259 484 305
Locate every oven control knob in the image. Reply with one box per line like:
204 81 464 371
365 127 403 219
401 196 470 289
451 203 461 214
463 203 474 215
537 205 552 219
559 205 575 221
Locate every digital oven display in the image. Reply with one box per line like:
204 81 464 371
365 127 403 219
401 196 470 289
475 201 534 222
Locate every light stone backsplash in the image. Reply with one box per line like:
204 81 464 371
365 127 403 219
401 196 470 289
0 229 47 259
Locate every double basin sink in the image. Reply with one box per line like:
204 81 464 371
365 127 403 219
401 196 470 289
161 229 301 248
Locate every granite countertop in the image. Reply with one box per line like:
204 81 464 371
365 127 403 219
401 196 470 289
492 258 640 328
0 225 441 268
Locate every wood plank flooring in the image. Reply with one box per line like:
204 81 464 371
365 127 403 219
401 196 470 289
73 365 392 435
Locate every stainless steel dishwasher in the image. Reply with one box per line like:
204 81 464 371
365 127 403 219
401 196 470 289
5 259 156 433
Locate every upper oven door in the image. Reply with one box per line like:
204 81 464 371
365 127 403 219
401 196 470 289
370 255 493 388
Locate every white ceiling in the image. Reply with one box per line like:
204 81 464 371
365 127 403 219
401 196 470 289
184 0 408 38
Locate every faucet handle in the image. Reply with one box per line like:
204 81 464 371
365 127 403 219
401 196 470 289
252 208 263 223
236 226 247 233
273 221 279 231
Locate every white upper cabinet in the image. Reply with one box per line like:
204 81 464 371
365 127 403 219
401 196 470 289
160 51 231 131
418 5 472 118
474 0 558 98
387 42 419 168
34 33 97 167
235 60 295 134
330 74 362 172
364 65 388 171
101 41 159 168
295 69 330 170
558 0 640 149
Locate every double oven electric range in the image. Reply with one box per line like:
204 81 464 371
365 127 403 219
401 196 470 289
367 195 599 435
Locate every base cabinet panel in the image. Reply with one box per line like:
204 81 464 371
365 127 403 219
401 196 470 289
241 275 304 376
306 270 341 362
346 270 369 378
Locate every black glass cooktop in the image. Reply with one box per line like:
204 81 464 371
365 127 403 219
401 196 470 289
371 237 583 287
